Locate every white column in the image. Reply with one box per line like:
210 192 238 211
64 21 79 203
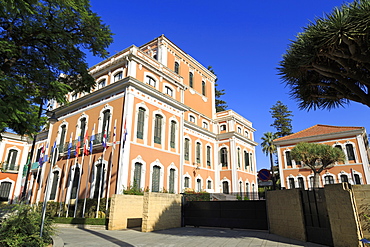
357 134 370 184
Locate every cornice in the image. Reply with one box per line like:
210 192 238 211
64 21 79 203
217 131 258 146
274 129 364 146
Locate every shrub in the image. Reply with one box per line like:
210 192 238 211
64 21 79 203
183 191 210 201
0 204 54 247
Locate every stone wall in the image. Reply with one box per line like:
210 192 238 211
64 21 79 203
108 194 144 230
352 185 370 239
266 189 306 241
324 184 362 247
141 192 182 232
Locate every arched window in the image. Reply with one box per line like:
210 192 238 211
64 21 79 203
244 151 249 169
222 181 229 194
133 163 142 190
97 79 106 89
165 86 173 97
174 62 179 74
298 177 305 189
202 81 206 96
354 174 361 184
237 148 241 168
137 107 145 139
152 166 161 192
184 139 190 161
170 121 176 149
285 151 292 167
169 168 175 193
196 142 201 164
220 148 228 167
70 167 80 199
189 72 193 88
184 177 190 188
340 174 348 183
114 72 123 82
220 124 226 131
324 175 334 185
49 171 60 200
59 125 67 153
93 163 105 199
346 144 355 161
289 178 295 189
145 76 156 87
196 178 201 192
154 114 163 144
101 110 110 142
206 146 211 167
6 149 18 170
207 180 212 190
0 182 12 201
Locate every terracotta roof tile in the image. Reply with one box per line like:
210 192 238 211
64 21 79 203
274 124 363 142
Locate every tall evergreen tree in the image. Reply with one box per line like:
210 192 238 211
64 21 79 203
270 101 293 137
208 66 227 112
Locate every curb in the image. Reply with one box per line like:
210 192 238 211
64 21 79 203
55 223 106 230
52 235 64 247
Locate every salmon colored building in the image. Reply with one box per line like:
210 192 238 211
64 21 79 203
8 35 259 206
274 124 370 189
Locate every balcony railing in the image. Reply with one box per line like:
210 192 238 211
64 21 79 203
1 163 20 172
56 132 111 155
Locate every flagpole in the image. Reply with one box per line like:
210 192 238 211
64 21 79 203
74 129 87 218
82 124 95 218
105 119 117 213
36 142 50 206
66 157 78 218
58 133 73 217
31 166 40 205
96 120 108 218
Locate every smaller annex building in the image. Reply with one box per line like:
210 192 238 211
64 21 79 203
274 124 370 189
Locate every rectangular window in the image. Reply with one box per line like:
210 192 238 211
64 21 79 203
189 72 193 88
196 143 201 164
169 169 175 193
184 177 189 188
207 180 212 190
0 182 12 201
184 139 190 161
59 125 67 153
154 115 162 144
170 121 176 148
220 148 228 167
137 108 145 139
244 151 249 169
165 86 173 97
134 163 142 190
49 171 59 200
152 166 160 192
206 146 211 167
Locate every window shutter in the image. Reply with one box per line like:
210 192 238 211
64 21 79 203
152 166 160 192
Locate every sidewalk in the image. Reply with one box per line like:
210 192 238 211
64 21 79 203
56 225 328 247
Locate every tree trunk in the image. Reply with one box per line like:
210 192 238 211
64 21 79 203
313 172 321 189
269 152 276 190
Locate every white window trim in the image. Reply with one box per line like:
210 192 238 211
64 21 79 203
163 83 175 99
167 117 178 151
76 113 89 139
0 178 15 203
66 163 81 202
183 173 192 191
195 140 202 165
195 175 203 192
206 144 212 169
152 110 166 146
4 146 21 167
167 163 178 194
47 166 61 201
130 156 146 191
149 160 164 192
184 136 192 163
144 72 159 90
98 105 113 137
90 159 108 198
188 114 196 124
134 103 149 145
322 172 336 185
112 68 124 82
219 145 229 169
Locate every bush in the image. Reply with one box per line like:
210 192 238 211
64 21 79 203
52 217 105 225
183 191 210 201
0 204 54 247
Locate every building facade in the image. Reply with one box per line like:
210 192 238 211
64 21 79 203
0 35 258 204
274 124 370 189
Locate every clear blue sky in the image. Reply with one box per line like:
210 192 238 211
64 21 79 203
87 0 370 171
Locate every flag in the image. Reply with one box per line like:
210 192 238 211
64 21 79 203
38 145 44 167
76 135 81 157
102 128 107 150
83 129 89 156
113 123 117 150
67 134 72 159
90 128 95 154
122 119 127 143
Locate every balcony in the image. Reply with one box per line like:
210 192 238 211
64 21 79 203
56 132 111 156
1 163 20 173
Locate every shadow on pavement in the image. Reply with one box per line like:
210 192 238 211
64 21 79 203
78 227 134 247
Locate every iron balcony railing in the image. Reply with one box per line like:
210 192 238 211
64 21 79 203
56 132 111 155
1 162 20 172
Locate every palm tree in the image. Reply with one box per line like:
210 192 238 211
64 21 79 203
261 132 279 190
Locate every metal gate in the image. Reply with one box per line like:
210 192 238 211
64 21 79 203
182 200 268 230
301 189 333 246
